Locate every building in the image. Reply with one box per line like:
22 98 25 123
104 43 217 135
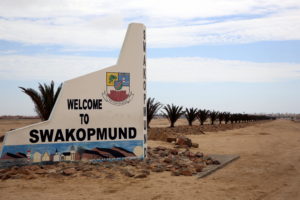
42 152 50 161
33 152 41 162
53 149 60 162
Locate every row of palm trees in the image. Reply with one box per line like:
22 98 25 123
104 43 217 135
19 81 274 128
147 98 275 128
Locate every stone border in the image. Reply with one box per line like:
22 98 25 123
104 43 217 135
197 154 240 179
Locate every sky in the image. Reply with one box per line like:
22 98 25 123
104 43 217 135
0 0 300 115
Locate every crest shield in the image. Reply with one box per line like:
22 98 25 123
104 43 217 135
102 72 133 105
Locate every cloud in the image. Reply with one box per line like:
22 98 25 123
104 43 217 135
0 0 300 48
149 57 300 82
0 55 299 83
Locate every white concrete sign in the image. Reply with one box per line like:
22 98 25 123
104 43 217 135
0 23 147 163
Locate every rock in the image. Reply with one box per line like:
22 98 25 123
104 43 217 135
62 168 77 176
170 149 178 155
121 169 135 177
6 169 18 176
163 157 172 164
195 152 204 158
165 165 173 171
47 169 57 174
180 168 193 176
16 168 29 175
166 137 176 143
194 164 204 172
139 169 150 175
0 168 9 174
24 165 41 171
35 168 47 174
205 159 213 165
176 136 192 147
171 169 181 176
159 151 169 157
212 160 221 165
82 166 93 172
156 146 167 151
135 173 148 178
1 173 11 180
203 156 212 160
183 150 195 158
105 173 115 179
57 162 67 167
25 174 37 180
174 160 188 168
82 171 97 178
192 158 204 163
192 143 199 148
151 164 166 172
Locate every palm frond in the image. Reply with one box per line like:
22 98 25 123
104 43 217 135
162 104 185 127
147 97 162 128
185 107 198 126
20 81 62 120
197 109 210 125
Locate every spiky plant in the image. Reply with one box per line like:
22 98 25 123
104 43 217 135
146 97 162 128
185 107 198 126
210 111 219 125
197 109 210 125
162 104 185 128
19 81 62 121
224 112 231 124
218 112 225 124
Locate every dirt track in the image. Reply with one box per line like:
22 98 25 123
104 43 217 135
0 119 300 200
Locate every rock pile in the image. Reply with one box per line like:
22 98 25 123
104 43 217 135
0 146 220 180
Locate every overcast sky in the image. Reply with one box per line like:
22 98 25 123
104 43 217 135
1 0 300 115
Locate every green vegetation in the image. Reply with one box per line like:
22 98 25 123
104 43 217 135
185 107 198 126
145 97 275 127
162 104 185 128
197 109 210 126
209 111 219 125
147 98 162 128
20 81 62 121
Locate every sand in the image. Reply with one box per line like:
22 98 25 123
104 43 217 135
0 119 300 200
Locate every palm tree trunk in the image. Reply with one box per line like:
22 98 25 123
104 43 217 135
170 121 175 127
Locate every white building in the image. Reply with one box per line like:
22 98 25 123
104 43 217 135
32 152 41 162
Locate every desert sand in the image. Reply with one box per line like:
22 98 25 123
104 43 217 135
0 119 300 200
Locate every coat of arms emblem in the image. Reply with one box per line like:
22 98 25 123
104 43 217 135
102 72 133 105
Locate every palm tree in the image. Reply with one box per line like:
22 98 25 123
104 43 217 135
197 109 210 125
20 81 62 121
147 97 162 128
230 114 236 124
218 112 225 124
210 111 219 125
224 112 231 124
185 107 198 126
162 104 185 128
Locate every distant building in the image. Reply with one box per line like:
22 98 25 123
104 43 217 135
42 152 50 161
53 149 60 162
60 146 77 161
33 152 41 162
